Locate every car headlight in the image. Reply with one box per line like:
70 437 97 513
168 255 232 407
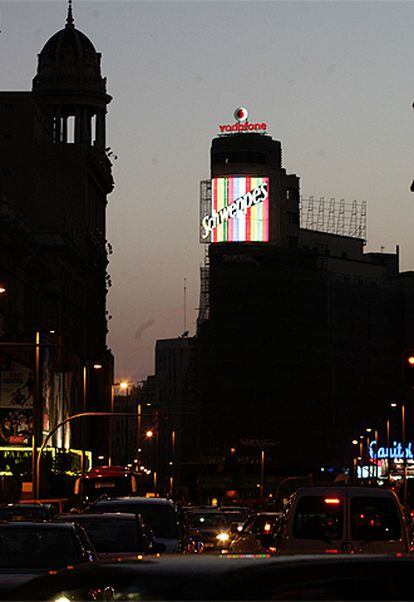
216 532 230 542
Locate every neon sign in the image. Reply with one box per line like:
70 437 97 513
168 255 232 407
201 176 269 243
369 440 414 460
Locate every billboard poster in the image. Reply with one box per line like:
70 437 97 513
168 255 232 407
0 368 34 409
0 409 33 445
200 176 269 243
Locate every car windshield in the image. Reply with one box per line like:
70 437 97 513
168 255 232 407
350 497 401 541
0 527 80 569
293 496 344 540
94 502 178 539
221 511 246 523
187 513 228 529
69 517 142 553
0 505 50 520
82 477 133 501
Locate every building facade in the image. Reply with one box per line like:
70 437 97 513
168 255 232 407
194 119 414 497
0 3 114 483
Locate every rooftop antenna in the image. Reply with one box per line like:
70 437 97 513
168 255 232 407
66 0 74 27
183 278 187 333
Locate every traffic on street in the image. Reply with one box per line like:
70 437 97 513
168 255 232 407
0 477 412 600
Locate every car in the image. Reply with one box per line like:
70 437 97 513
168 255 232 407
219 506 252 531
53 512 165 558
185 509 232 552
10 554 414 601
278 486 411 554
0 521 97 599
0 503 58 521
229 512 282 553
85 496 190 553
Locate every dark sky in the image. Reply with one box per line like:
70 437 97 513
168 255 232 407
1 0 413 383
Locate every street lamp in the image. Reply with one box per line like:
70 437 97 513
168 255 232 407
0 285 6 294
109 380 131 466
81 361 103 474
389 401 407 503
260 449 265 499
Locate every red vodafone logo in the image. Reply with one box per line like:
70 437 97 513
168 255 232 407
218 108 267 136
234 107 248 123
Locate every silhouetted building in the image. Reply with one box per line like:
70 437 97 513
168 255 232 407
194 125 414 495
154 336 195 494
0 3 114 470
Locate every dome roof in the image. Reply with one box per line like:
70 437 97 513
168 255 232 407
40 25 98 63
32 1 108 100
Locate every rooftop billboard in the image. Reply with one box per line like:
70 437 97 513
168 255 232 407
200 176 269 243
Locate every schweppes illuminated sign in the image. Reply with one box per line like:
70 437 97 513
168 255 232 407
201 176 269 243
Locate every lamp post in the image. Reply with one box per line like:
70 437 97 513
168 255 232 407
144 428 158 494
108 380 129 467
352 439 358 482
259 449 265 499
137 402 142 463
402 402 407 507
365 428 372 479
81 362 102 474
170 429 176 497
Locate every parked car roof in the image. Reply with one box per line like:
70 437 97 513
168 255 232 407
11 554 414 601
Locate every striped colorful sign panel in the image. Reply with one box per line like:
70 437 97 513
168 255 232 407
201 176 269 243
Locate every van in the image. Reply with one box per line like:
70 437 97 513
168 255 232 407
278 486 410 554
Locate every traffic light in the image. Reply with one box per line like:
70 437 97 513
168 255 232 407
403 350 414 386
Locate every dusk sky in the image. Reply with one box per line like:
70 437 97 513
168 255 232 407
1 0 413 383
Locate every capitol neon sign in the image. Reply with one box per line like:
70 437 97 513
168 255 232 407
369 440 414 460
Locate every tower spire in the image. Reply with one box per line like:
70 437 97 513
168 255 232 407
66 0 74 28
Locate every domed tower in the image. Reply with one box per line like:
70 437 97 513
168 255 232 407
32 0 110 149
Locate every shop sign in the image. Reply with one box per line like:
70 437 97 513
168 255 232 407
369 440 414 460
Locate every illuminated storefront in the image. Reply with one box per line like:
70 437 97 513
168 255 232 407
0 446 92 477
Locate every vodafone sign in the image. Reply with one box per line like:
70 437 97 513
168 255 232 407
219 107 267 136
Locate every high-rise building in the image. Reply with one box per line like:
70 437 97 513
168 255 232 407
194 111 414 498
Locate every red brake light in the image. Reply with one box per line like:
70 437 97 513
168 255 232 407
324 498 341 505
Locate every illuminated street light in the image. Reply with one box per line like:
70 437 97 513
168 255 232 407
145 430 154 439
109 379 132 466
0 285 6 294
93 363 103 370
366 428 372 433
352 440 358 445
390 402 398 408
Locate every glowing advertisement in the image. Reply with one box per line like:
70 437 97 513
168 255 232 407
201 176 269 243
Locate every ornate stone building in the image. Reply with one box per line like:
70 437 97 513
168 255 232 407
0 1 114 479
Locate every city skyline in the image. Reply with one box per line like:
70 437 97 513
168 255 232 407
1 0 413 382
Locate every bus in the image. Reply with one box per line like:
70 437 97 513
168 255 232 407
74 466 140 506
